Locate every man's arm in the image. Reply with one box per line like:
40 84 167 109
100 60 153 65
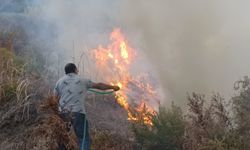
91 82 120 91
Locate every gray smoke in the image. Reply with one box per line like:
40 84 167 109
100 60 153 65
118 0 250 106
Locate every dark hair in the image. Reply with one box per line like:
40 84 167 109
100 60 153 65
65 63 77 74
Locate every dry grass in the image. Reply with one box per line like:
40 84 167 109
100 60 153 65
0 48 25 102
0 48 78 150
91 128 134 150
0 95 78 150
34 96 78 150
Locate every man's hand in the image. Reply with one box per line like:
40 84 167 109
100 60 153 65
112 85 120 91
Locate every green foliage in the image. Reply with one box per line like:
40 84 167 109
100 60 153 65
132 103 185 150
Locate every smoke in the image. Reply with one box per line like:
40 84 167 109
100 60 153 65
27 0 123 77
118 0 250 105
2 0 250 106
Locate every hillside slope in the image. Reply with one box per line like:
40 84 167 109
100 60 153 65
0 48 134 150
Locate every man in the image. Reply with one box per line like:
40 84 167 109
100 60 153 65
53 63 120 150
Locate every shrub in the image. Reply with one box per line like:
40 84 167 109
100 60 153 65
132 103 185 150
231 76 250 149
184 93 238 150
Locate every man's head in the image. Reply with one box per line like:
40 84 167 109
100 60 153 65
65 63 78 74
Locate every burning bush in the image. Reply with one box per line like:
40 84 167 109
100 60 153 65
91 28 161 126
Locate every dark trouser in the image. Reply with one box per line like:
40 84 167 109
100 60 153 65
60 112 90 150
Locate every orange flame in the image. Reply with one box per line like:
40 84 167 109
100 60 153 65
91 28 158 126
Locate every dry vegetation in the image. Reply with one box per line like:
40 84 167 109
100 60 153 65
132 77 250 150
1 32 250 150
0 47 77 150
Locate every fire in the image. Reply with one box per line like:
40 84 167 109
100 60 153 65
117 82 123 88
108 52 114 58
120 42 129 60
91 28 158 126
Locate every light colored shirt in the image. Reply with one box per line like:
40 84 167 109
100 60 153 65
53 73 93 114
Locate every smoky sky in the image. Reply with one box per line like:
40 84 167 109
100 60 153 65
2 0 250 106
118 0 250 105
